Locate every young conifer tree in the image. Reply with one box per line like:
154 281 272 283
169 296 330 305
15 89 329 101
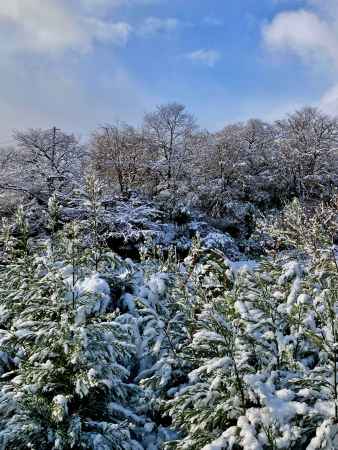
47 194 62 259
0 201 155 449
84 174 106 272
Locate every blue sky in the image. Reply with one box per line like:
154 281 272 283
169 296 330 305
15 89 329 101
0 0 337 143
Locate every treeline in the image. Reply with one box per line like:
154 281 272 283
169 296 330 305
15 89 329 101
1 104 338 213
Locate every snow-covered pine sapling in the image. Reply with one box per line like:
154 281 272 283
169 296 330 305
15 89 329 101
63 221 83 309
303 249 338 421
0 250 146 449
128 249 192 427
47 193 62 258
137 246 236 411
0 217 18 267
236 259 299 372
165 250 310 449
13 204 30 259
0 214 30 378
163 248 251 449
177 246 234 340
0 206 28 300
84 174 105 272
0 206 35 311
165 293 250 450
256 197 338 447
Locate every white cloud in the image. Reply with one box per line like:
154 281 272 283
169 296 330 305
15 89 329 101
320 83 338 115
0 56 158 142
263 9 338 66
139 17 179 35
262 2 338 116
186 49 221 67
0 1 175 55
85 19 132 45
0 0 132 55
0 0 159 141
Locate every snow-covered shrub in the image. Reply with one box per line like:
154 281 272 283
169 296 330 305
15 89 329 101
261 197 337 256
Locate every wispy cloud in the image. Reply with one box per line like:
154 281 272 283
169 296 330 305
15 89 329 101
186 49 221 67
78 0 162 14
138 17 180 35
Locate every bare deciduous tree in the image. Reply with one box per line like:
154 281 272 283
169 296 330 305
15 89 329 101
143 103 197 190
275 107 338 199
0 128 84 202
196 120 276 206
213 124 244 192
91 122 145 194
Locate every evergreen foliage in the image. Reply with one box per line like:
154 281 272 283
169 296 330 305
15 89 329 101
0 191 337 449
0 198 158 449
